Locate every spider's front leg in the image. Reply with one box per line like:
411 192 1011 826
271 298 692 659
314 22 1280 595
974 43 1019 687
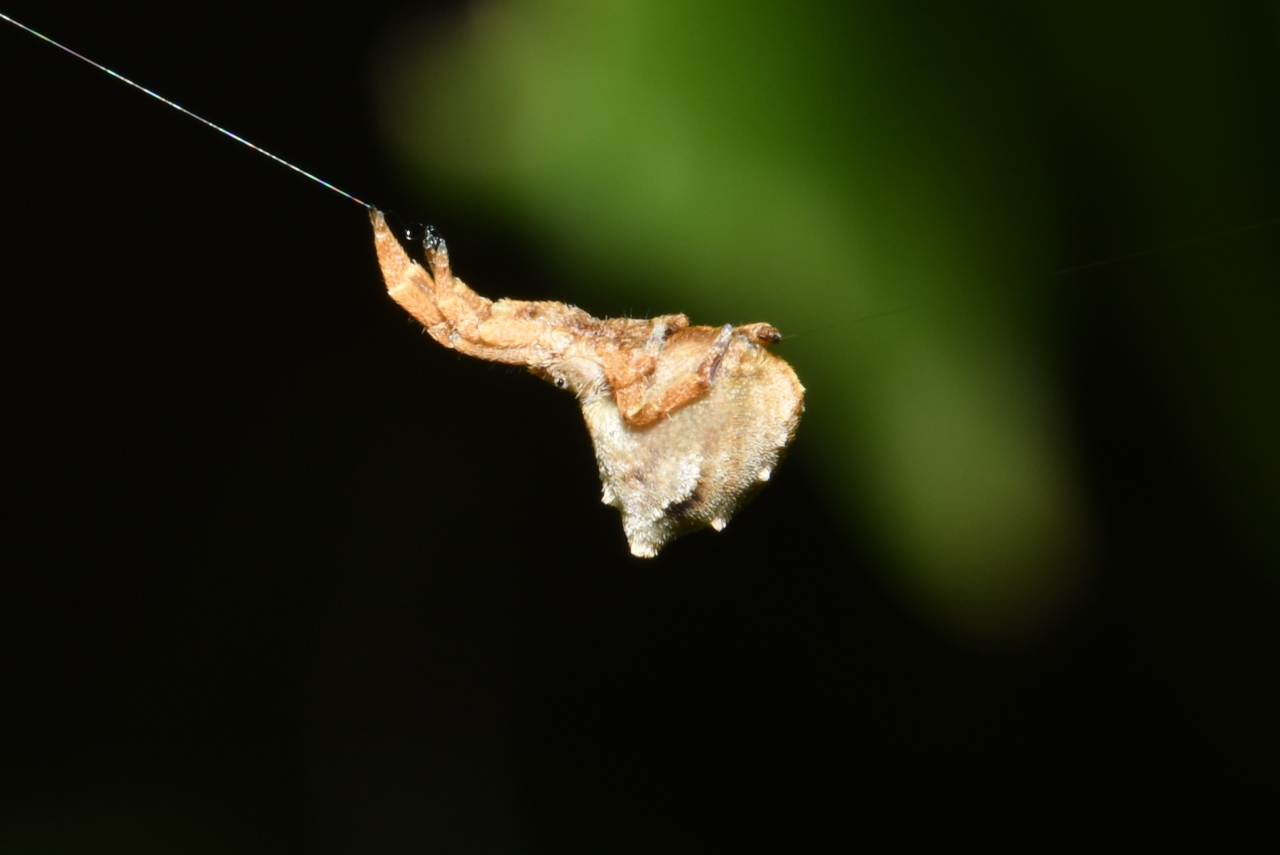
371 209 446 332
371 209 585 368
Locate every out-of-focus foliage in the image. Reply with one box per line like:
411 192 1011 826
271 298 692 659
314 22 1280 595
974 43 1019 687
375 0 1280 640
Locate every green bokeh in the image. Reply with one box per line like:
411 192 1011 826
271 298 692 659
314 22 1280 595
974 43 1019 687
373 0 1279 639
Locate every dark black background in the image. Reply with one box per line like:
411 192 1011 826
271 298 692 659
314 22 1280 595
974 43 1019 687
2 2 1277 851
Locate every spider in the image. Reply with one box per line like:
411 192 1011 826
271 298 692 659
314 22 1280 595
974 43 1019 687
371 210 804 557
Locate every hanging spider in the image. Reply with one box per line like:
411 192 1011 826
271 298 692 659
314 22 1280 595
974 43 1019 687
371 210 805 557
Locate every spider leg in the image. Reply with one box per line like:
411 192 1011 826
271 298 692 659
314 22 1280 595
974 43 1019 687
372 209 580 367
617 324 735 427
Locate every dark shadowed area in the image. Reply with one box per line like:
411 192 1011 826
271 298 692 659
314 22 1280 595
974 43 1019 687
2 1 1277 851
